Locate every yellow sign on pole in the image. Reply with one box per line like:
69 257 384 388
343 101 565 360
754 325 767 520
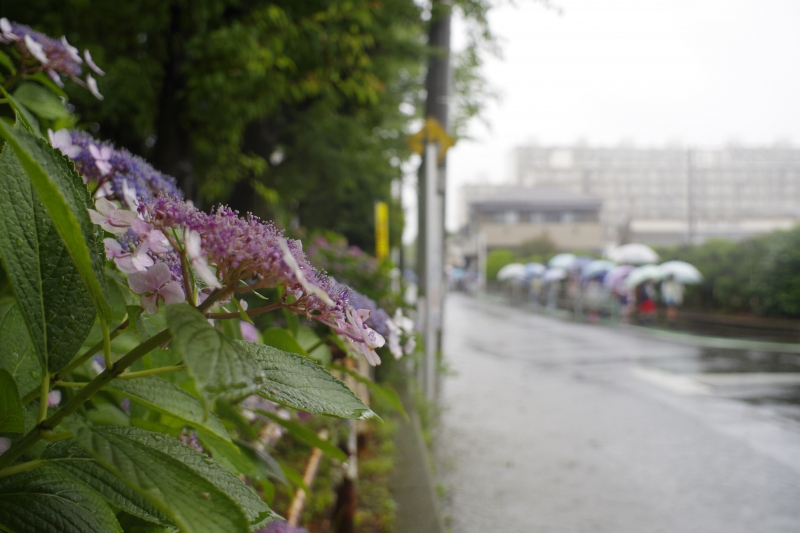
375 201 389 260
406 116 455 162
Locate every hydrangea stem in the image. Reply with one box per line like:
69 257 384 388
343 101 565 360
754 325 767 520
101 319 113 369
0 328 173 471
37 374 50 423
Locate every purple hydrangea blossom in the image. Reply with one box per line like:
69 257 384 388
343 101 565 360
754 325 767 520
61 131 181 205
0 19 103 96
255 520 309 533
141 196 386 364
178 429 204 453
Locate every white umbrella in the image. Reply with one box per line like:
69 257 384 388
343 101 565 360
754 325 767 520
543 268 568 282
624 264 664 288
497 263 527 281
581 259 617 279
607 243 660 265
659 261 703 284
548 253 576 269
525 262 547 277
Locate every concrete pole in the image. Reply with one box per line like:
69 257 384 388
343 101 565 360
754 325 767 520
424 142 441 400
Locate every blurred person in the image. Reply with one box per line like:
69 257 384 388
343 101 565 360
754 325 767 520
584 278 604 323
636 280 658 325
530 275 544 306
661 274 685 327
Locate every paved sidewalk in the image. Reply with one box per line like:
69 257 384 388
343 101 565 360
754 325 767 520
434 294 800 533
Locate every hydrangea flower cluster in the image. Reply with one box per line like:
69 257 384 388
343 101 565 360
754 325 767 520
350 291 416 359
0 18 104 98
49 129 182 206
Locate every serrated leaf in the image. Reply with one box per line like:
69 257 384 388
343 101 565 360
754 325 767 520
0 301 41 397
106 377 231 441
0 465 122 532
234 341 377 420
43 440 172 526
198 430 286 486
262 327 309 357
0 88 40 134
329 364 408 421
0 367 24 432
74 425 254 533
166 304 262 410
0 117 111 324
0 144 97 373
13 82 71 120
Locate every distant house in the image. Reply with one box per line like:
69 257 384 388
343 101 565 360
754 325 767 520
465 186 604 252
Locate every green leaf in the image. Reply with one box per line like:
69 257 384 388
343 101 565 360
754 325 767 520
0 301 41 397
0 367 24 432
43 440 172 526
0 117 111 324
13 83 71 120
0 50 16 75
28 72 69 99
0 143 97 373
262 327 309 357
166 304 263 410
0 88 40 134
329 364 408 421
198 430 286 486
255 409 347 462
106 377 231 441
234 341 377 420
74 425 255 533
0 466 122 532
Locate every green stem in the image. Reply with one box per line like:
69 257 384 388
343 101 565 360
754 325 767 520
305 337 326 354
21 318 129 405
119 365 185 379
54 381 89 388
0 328 173 471
37 374 50 423
0 459 46 479
101 320 112 369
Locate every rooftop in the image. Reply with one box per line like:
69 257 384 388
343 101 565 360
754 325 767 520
469 186 603 212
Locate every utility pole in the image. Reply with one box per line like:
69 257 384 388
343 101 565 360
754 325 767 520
414 1 452 400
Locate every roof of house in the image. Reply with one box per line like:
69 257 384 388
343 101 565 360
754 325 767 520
469 186 603 212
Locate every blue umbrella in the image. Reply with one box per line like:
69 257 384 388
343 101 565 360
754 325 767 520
581 259 617 280
525 262 546 277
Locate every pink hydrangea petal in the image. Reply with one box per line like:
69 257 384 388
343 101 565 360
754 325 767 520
147 230 171 254
239 321 259 342
115 255 138 274
127 269 153 294
159 282 186 306
88 209 107 226
131 219 153 235
146 262 172 289
94 197 116 216
103 238 123 259
140 293 159 315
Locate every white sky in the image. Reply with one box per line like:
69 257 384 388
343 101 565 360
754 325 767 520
402 0 800 241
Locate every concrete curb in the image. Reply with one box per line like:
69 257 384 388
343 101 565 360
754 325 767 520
390 382 446 533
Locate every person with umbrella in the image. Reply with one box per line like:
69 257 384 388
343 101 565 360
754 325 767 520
661 273 684 327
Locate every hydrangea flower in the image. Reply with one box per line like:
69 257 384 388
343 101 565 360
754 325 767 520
0 19 103 97
53 130 181 206
89 197 138 235
178 429 204 453
141 196 386 364
128 263 185 314
256 520 309 533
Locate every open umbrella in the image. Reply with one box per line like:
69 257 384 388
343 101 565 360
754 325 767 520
548 253 576 269
525 262 546 277
570 256 595 272
603 264 635 291
543 268 568 282
624 264 664 288
582 259 617 280
607 244 660 265
659 261 703 284
497 263 527 281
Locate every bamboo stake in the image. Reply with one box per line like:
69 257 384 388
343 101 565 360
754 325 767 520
286 429 330 527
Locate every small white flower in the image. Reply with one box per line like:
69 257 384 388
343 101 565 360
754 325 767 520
122 180 139 209
84 49 104 75
48 390 62 407
186 229 222 288
24 34 48 64
88 198 138 235
46 69 65 88
48 129 81 158
278 238 334 307
0 18 18 42
0 437 11 456
115 243 154 274
89 144 112 175
86 74 103 100
61 36 82 63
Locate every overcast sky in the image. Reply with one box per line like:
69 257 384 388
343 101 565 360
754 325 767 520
402 0 800 240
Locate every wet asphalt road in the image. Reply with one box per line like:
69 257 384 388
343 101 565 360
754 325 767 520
434 294 800 533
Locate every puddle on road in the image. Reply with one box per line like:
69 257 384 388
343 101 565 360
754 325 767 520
647 348 800 415
650 347 800 375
